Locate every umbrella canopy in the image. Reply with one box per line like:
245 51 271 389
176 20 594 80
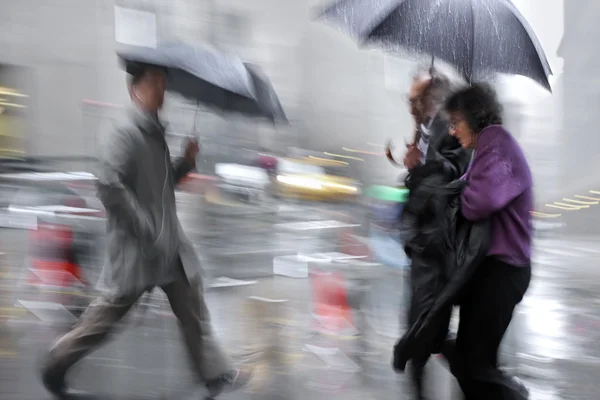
318 0 552 90
117 43 287 122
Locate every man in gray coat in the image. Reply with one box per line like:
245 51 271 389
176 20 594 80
41 65 249 399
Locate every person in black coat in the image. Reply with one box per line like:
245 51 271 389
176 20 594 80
386 65 471 400
394 133 488 367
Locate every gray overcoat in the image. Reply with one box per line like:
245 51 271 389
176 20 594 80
95 106 201 297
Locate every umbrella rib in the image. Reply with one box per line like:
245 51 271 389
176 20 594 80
502 0 552 77
468 0 475 85
500 1 552 90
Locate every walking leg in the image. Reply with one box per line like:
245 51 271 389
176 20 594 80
162 271 250 397
41 292 141 397
454 259 531 399
410 355 429 400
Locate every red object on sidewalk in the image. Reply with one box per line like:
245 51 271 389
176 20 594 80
309 269 354 334
27 260 83 287
27 223 84 288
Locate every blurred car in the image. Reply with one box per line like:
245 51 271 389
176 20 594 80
215 163 270 203
275 158 360 202
0 171 104 230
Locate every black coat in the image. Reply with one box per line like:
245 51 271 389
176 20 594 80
422 115 453 163
393 135 490 372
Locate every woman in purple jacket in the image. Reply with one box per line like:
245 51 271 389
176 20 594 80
444 84 532 400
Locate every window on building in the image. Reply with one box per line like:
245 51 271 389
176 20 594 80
0 65 28 160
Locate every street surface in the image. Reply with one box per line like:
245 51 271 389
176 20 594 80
0 199 599 399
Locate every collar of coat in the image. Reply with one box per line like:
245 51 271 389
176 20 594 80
128 105 167 140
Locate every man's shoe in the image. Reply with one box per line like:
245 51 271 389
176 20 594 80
205 368 252 398
40 357 94 399
511 377 530 399
41 359 67 399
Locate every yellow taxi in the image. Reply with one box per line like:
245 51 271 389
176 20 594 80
275 158 360 202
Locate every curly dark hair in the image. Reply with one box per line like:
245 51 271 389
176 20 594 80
444 83 503 133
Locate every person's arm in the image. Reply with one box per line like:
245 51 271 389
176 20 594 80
461 147 525 221
172 138 198 183
386 124 422 169
95 128 153 238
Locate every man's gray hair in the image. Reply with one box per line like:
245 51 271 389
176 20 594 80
413 63 465 108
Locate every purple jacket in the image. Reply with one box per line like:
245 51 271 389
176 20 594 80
461 125 533 266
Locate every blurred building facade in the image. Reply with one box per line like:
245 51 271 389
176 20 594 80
0 64 30 159
0 0 571 191
558 0 600 194
0 0 415 183
551 0 600 232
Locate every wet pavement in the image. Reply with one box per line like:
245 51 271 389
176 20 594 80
1 200 600 399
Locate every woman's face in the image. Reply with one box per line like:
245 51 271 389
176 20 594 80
448 112 475 148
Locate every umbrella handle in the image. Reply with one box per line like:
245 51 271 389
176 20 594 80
192 101 200 136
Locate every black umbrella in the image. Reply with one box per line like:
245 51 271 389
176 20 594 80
117 42 287 122
318 0 553 90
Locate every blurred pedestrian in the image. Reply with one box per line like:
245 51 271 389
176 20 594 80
256 150 278 177
40 64 250 399
256 150 279 199
390 65 471 400
445 83 532 399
